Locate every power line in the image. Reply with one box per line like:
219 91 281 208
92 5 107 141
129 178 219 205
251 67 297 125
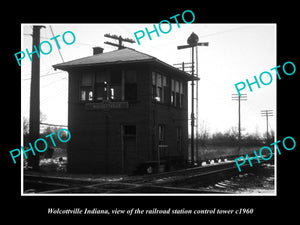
40 122 68 127
23 70 65 80
41 77 67 89
49 25 64 63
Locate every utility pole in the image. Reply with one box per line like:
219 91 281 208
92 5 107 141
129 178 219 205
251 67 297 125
104 34 135 49
28 25 45 170
195 46 199 165
261 110 273 141
177 32 208 166
232 94 247 151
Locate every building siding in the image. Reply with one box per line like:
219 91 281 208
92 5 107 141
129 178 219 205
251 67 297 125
66 63 189 174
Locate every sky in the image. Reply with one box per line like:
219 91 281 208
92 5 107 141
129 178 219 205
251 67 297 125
21 23 276 137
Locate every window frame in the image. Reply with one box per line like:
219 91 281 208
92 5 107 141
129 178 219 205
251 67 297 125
79 69 138 103
124 70 137 101
152 71 168 104
170 78 184 108
80 71 94 102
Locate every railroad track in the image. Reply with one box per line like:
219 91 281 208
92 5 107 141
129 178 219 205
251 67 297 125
24 159 272 194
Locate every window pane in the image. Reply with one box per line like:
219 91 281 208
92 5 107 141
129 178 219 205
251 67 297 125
88 91 93 101
176 93 180 107
81 87 93 101
163 86 169 104
171 80 175 105
158 125 165 141
163 76 167 87
176 127 182 153
95 71 109 101
152 72 156 85
81 90 86 101
125 71 137 83
82 73 93 86
96 85 106 101
156 87 162 102
152 85 156 100
157 74 162 87
175 80 179 93
171 79 175 91
125 83 137 100
171 93 175 105
180 93 184 108
124 125 136 136
110 85 122 100
96 71 109 83
111 70 122 84
125 71 137 100
180 82 183 94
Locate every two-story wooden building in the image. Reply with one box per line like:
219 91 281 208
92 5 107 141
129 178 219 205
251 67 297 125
53 47 195 174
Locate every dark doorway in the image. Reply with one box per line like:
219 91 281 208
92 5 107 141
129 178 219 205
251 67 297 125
122 125 137 174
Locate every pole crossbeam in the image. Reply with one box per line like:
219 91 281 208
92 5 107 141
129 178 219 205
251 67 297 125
104 33 136 49
261 110 274 140
231 93 247 151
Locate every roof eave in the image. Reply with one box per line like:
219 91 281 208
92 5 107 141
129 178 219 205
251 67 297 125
53 58 155 71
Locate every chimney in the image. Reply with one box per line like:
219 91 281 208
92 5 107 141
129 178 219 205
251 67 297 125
93 47 104 55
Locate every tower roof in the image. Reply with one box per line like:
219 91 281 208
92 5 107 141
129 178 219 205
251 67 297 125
53 48 197 80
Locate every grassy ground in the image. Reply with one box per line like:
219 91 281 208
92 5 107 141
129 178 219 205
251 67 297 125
25 145 262 174
195 145 262 161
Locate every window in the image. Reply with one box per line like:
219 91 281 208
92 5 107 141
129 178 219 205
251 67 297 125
110 70 122 101
171 79 175 105
170 78 183 108
162 76 169 104
158 124 165 144
156 73 162 102
95 71 109 101
176 127 182 153
152 72 168 103
175 80 180 107
80 70 137 102
80 72 93 101
158 124 166 158
152 72 156 100
123 125 136 136
125 71 137 100
180 82 184 108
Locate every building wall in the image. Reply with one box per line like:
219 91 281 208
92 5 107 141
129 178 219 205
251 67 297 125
148 66 189 165
67 65 152 173
67 63 189 174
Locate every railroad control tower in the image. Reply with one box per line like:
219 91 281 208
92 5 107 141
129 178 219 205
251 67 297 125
53 47 196 174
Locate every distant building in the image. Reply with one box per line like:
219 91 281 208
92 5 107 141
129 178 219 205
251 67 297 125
53 47 194 174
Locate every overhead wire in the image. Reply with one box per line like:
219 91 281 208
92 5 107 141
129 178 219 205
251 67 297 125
23 70 65 80
49 25 64 63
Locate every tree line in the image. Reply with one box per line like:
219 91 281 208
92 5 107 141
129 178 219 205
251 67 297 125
196 126 275 147
23 117 67 149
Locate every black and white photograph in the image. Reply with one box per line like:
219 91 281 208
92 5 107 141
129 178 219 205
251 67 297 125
4 5 298 220
20 23 276 195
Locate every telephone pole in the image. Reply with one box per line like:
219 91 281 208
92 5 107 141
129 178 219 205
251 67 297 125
104 33 135 49
28 25 45 170
177 32 208 166
261 110 273 141
232 94 247 150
